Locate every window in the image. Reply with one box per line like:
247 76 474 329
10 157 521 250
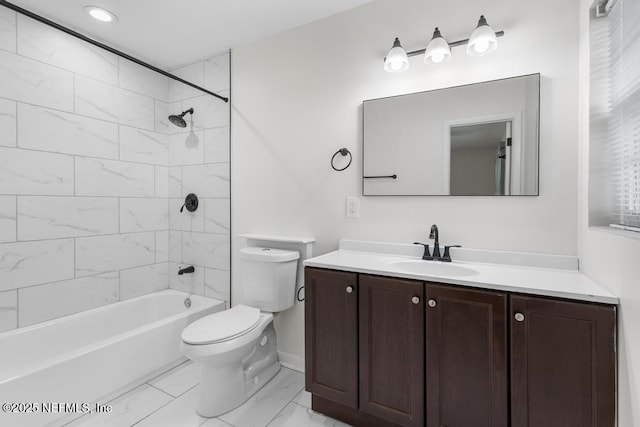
590 0 640 231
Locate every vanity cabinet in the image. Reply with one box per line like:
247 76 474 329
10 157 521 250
304 267 616 427
510 295 616 427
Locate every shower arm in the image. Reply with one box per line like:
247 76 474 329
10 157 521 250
0 0 229 103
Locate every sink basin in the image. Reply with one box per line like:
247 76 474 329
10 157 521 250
387 260 479 277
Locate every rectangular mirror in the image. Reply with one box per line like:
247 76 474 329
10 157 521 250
362 74 540 196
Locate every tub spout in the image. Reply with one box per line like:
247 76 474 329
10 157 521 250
178 265 195 275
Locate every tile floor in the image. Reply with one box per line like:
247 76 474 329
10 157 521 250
64 362 351 427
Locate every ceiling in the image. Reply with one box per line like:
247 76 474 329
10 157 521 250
8 0 372 69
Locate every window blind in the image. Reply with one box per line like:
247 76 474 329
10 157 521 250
590 0 640 229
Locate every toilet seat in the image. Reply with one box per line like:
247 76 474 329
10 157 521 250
182 305 261 345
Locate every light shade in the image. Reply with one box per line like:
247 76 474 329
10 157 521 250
424 28 451 64
84 6 118 23
467 15 498 56
384 38 409 73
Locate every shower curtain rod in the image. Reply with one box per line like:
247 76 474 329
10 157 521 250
0 0 229 103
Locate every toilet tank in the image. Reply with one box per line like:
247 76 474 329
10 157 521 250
240 247 300 312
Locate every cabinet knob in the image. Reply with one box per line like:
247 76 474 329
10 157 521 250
428 299 437 307
514 312 525 322
412 296 420 304
346 286 353 294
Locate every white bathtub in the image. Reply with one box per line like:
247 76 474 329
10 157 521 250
0 289 224 427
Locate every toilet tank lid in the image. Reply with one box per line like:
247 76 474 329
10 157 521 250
240 247 299 262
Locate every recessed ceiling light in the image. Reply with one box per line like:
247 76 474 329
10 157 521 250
84 6 118 23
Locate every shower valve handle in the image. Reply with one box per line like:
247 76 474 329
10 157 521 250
180 193 199 213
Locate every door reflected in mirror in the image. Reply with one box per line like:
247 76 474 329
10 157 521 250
449 120 512 196
362 74 540 196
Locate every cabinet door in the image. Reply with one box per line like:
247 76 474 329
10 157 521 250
511 295 616 427
359 274 424 427
304 268 358 408
426 284 508 427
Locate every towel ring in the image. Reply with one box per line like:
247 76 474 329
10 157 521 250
331 148 352 172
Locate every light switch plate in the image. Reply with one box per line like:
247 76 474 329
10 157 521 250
346 196 360 218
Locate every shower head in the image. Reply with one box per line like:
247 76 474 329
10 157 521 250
168 108 194 128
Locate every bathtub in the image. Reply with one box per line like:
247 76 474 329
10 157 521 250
0 289 224 427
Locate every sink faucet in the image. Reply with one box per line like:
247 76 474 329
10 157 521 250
415 224 462 262
429 224 440 259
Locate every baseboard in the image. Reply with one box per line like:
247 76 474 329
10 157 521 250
278 351 305 373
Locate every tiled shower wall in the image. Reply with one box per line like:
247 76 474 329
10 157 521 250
166 56 231 304
0 7 231 332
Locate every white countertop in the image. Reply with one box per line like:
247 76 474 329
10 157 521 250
303 240 618 305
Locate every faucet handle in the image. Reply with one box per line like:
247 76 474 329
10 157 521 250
413 242 433 260
441 245 462 262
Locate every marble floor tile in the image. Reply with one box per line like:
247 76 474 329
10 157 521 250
267 402 351 427
134 386 206 427
218 368 304 427
292 390 312 409
200 418 234 427
149 360 202 397
66 384 173 427
64 362 347 427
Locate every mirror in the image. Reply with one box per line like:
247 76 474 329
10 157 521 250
362 74 540 196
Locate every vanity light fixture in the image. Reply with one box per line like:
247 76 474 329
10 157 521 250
467 15 498 56
424 28 451 64
384 15 504 72
383 38 410 73
84 5 118 23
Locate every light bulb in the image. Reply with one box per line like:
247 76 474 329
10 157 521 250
474 40 489 54
390 60 403 71
432 52 445 63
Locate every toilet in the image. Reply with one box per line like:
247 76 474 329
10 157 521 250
180 246 300 417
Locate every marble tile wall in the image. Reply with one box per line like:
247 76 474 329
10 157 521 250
167 52 231 305
0 11 184 333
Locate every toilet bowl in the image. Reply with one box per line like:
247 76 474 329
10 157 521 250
180 246 300 417
180 305 280 417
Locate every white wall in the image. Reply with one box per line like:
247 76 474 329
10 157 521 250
232 0 580 365
166 54 232 306
578 1 640 425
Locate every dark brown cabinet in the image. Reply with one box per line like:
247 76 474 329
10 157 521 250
359 274 424 426
304 267 617 427
304 268 358 408
425 284 508 427
510 295 616 427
